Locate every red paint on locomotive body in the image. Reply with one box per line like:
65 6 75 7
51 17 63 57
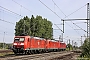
13 36 30 49
12 36 66 54
60 42 66 49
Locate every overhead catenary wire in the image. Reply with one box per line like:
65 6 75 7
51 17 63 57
0 9 15 35
43 0 87 36
72 22 87 32
50 0 83 36
52 0 86 19
12 0 36 15
52 0 67 17
65 22 81 35
54 24 63 32
39 0 67 38
0 18 15 25
64 4 87 34
51 0 86 20
0 6 23 17
51 0 85 35
0 5 23 25
0 0 36 26
38 0 61 19
0 7 15 25
52 0 87 34
0 0 86 35
64 4 87 19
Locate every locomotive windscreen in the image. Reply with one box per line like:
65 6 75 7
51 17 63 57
14 38 24 42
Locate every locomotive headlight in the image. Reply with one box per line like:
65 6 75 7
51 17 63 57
20 43 24 45
13 43 17 45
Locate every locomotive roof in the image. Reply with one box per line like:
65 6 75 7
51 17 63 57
60 42 65 43
33 37 40 39
33 37 45 40
47 40 58 42
15 36 30 37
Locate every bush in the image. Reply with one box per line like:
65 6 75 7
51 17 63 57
80 38 90 58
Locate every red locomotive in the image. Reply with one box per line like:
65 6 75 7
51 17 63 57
12 35 66 54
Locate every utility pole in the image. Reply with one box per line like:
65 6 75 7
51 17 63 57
74 42 77 50
81 36 83 46
67 40 68 45
54 24 64 42
59 35 61 42
62 33 63 42
87 3 90 42
62 20 64 33
3 32 5 50
72 40 73 50
81 35 86 46
69 39 70 51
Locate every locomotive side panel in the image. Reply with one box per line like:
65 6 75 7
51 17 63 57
12 36 66 54
41 39 46 49
60 42 66 50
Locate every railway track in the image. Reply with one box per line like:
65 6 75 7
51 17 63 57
0 49 12 53
0 49 13 58
50 52 80 60
0 51 74 60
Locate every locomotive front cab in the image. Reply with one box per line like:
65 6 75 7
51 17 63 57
13 36 25 53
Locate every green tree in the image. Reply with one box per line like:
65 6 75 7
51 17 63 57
66 44 72 50
15 15 53 39
80 38 90 58
0 43 3 49
15 16 30 36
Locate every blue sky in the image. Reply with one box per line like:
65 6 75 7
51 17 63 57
0 0 90 46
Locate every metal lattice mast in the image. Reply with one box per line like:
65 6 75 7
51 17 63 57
87 3 90 41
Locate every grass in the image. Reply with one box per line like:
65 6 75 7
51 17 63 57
0 52 14 57
77 57 90 60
